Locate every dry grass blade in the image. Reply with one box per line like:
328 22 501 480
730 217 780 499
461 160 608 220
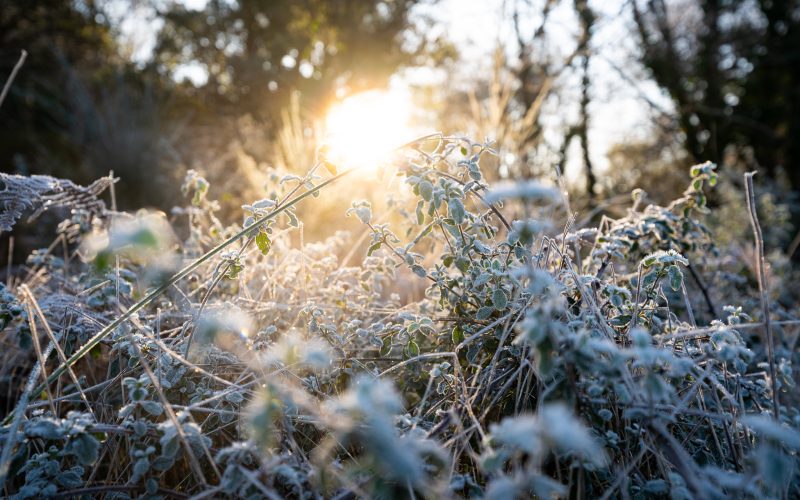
744 171 780 420
0 49 27 109
0 330 57 489
125 330 217 486
20 285 96 419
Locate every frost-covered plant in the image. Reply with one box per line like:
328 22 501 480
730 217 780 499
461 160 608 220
0 136 797 499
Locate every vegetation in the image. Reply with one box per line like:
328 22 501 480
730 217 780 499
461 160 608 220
2 1 799 498
0 135 798 498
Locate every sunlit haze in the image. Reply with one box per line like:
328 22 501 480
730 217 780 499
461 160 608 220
324 89 417 171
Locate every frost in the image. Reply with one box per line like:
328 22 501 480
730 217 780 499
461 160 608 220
741 414 800 449
0 173 113 233
489 403 606 467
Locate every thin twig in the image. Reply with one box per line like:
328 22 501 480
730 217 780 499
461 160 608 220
54 484 189 499
686 261 718 319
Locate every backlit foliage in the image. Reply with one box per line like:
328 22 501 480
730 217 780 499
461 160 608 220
0 137 798 499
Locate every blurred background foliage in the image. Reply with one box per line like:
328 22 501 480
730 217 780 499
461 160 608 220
1 0 799 260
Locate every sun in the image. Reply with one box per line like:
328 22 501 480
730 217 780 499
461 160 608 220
323 89 415 171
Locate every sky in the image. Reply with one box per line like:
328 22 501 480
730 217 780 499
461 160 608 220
112 0 674 182
419 0 673 178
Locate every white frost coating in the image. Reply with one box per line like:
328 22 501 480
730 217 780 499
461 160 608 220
0 173 113 233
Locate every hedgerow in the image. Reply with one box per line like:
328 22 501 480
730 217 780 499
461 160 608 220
0 135 798 499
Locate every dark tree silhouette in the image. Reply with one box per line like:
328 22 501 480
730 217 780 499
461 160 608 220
631 0 800 195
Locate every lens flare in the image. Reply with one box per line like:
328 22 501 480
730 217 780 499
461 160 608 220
323 89 414 171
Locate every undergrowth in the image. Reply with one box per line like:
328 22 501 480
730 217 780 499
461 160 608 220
0 135 798 499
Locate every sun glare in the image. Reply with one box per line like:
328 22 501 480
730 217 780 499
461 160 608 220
324 89 415 171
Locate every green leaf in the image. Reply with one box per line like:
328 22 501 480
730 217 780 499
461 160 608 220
419 180 434 202
380 339 392 357
132 457 150 482
448 198 466 224
132 228 159 248
642 271 658 289
476 306 494 320
140 400 164 416
492 288 508 310
455 257 470 273
70 433 100 465
609 314 632 327
255 232 271 256
667 265 683 291
452 325 464 344
152 456 174 471
367 242 382 256
406 339 420 358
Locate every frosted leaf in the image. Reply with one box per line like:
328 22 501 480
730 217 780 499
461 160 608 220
190 306 253 360
261 333 333 371
485 476 520 499
539 404 606 466
642 249 688 268
330 375 403 420
79 210 177 269
489 415 543 456
742 414 800 449
488 407 604 476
